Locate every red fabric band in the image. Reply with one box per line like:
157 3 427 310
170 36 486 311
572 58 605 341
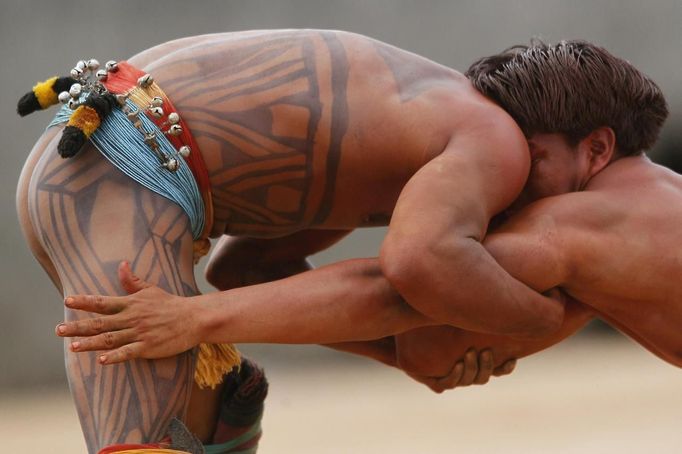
102 61 213 238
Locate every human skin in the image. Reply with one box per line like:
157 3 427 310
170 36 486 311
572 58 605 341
58 133 682 389
387 143 682 387
18 30 562 451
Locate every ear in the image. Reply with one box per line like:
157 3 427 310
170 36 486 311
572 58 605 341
579 127 617 178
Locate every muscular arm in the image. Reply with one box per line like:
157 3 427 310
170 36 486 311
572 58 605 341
395 196 594 383
380 110 565 337
204 230 404 362
395 298 593 385
197 257 435 344
59 112 567 356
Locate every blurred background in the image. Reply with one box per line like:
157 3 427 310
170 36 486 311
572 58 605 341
1 0 681 452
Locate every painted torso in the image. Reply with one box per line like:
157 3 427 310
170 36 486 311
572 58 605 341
131 30 485 238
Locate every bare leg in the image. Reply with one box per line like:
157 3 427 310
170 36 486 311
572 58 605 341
28 136 198 453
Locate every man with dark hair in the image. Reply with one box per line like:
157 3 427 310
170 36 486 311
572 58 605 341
18 31 672 451
59 39 680 393
58 38 678 379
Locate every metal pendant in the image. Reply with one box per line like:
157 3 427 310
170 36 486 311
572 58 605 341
148 106 164 118
167 124 183 136
164 158 180 171
58 91 71 104
137 74 154 88
69 83 82 98
178 145 191 158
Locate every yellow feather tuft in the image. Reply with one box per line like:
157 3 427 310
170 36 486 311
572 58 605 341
33 76 59 109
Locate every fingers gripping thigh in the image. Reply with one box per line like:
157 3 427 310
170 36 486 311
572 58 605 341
29 143 198 452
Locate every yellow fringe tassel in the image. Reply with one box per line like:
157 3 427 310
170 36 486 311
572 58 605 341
127 83 166 109
192 238 211 264
194 342 241 389
33 76 59 109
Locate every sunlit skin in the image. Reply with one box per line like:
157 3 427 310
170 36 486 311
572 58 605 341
57 124 682 394
18 30 560 449
19 31 676 452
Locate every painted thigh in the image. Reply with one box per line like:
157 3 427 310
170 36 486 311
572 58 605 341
28 135 197 453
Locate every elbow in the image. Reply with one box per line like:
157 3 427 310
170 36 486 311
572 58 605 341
379 235 424 301
379 234 445 318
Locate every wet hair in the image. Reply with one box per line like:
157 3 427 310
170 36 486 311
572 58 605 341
465 39 669 156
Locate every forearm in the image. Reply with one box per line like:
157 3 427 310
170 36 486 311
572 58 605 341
217 256 400 367
325 338 398 367
195 258 435 345
395 297 593 379
446 298 593 367
382 237 565 338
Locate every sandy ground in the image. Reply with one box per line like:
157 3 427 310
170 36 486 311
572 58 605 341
2 334 681 453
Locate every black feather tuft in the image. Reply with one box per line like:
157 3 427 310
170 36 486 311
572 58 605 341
219 359 268 427
17 92 41 116
84 92 117 120
58 126 87 158
52 77 78 95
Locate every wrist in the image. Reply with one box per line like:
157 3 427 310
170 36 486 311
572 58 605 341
190 292 231 345
189 293 212 345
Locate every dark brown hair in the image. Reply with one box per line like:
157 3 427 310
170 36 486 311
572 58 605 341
466 39 668 155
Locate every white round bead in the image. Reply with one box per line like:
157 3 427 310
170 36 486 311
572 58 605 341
178 145 191 158
69 83 82 98
167 112 180 124
87 59 100 71
58 91 71 104
150 96 164 107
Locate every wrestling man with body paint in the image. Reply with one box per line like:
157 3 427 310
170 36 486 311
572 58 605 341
60 39 679 385
17 30 666 452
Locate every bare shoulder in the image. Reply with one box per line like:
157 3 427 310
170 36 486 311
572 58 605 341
446 97 532 207
506 190 612 228
503 190 617 266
